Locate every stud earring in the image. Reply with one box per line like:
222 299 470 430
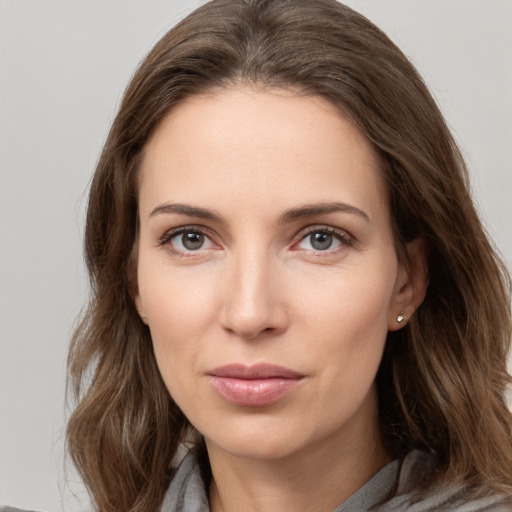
397 312 405 323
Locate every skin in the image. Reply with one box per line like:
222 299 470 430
135 87 427 512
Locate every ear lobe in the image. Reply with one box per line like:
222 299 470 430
134 293 148 325
127 241 148 325
388 237 429 331
129 269 148 325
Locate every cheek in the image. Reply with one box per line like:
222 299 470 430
137 262 220 379
296 260 396 335
139 256 218 326
293 258 396 381
290 270 394 436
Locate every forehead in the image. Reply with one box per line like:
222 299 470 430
139 87 388 224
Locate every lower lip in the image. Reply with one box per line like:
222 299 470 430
209 376 302 406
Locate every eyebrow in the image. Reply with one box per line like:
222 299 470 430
149 201 370 224
149 203 224 222
280 202 370 224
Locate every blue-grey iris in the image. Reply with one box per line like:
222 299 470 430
182 232 205 250
310 232 333 250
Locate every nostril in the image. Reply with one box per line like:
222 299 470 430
219 264 289 339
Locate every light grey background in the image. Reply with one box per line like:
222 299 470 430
0 1 510 510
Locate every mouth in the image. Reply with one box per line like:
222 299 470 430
207 363 305 407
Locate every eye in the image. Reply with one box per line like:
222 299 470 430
163 228 216 253
299 231 340 251
295 228 351 252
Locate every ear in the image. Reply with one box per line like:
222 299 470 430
133 292 148 325
388 237 429 331
127 242 148 325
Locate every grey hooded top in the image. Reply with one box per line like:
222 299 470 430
159 450 511 512
2 450 510 512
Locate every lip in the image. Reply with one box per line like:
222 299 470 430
207 364 305 406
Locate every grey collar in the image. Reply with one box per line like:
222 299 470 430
160 451 402 512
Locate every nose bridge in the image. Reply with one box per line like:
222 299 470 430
221 242 286 339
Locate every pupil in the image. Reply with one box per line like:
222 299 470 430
182 232 204 250
311 232 332 250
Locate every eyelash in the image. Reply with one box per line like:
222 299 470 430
294 226 353 252
158 225 217 256
158 225 353 256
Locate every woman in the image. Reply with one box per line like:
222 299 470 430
61 0 512 511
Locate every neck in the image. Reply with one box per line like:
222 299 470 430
207 398 390 512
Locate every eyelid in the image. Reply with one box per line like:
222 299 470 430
158 223 353 255
291 225 353 251
159 225 220 252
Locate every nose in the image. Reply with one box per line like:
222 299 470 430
219 248 289 340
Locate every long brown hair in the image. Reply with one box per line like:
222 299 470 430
66 0 512 510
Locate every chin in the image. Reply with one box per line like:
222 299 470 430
200 416 308 461
210 434 301 461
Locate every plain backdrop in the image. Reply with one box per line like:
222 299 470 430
0 1 511 510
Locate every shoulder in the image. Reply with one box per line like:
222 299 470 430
160 450 210 512
0 507 42 512
376 450 512 512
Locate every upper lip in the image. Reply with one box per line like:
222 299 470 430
208 363 304 380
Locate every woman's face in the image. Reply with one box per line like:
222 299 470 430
135 87 413 461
